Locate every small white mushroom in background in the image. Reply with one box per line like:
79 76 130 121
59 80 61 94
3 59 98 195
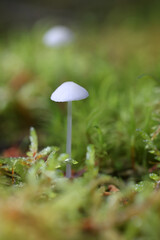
43 26 74 47
51 81 89 178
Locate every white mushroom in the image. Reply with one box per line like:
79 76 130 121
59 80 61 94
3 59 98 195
51 81 89 178
43 26 74 47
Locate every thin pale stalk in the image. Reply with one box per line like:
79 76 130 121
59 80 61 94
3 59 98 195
66 101 72 178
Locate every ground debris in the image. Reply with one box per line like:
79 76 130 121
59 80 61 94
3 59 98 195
103 184 120 196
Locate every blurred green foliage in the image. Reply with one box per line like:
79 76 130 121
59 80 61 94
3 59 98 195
1 14 160 239
1 21 160 172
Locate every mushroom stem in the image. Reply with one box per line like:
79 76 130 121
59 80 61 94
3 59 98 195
66 101 72 178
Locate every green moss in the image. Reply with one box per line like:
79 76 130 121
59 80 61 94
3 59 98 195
1 15 160 239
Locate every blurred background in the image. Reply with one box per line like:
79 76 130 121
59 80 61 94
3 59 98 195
0 0 160 30
1 0 160 172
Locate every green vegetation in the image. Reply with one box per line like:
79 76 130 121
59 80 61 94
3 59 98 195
1 19 160 239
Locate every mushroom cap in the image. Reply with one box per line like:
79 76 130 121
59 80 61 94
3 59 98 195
51 81 89 102
43 26 74 47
